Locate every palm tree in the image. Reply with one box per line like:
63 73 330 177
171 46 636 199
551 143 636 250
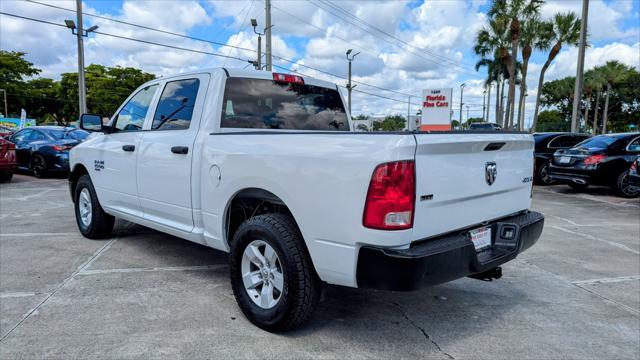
516 17 551 130
599 61 630 134
489 0 543 129
474 17 511 127
531 12 581 132
583 69 605 133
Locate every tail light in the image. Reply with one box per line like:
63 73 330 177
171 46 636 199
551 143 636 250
584 154 606 165
363 160 415 230
1 142 14 151
52 145 73 152
273 73 304 85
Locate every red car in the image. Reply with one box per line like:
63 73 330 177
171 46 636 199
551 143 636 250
0 137 17 181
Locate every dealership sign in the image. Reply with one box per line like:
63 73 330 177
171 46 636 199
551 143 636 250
421 88 452 131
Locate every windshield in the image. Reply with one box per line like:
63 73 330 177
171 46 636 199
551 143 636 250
220 77 349 131
574 135 618 150
47 129 89 141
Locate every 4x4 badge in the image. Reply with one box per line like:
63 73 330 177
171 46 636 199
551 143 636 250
485 162 497 186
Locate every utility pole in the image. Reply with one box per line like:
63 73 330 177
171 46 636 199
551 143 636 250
407 96 411 131
571 0 589 133
265 0 272 71
75 0 86 115
459 83 466 129
0 89 7 118
346 49 359 116
466 105 469 124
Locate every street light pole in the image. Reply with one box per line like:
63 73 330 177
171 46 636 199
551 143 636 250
65 2 98 117
459 83 466 129
482 88 487 122
251 19 262 70
76 0 86 115
346 49 359 116
571 0 589 133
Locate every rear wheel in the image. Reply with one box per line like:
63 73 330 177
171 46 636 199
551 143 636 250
568 182 589 192
74 174 115 239
615 171 639 198
536 161 555 185
31 154 47 178
229 213 320 331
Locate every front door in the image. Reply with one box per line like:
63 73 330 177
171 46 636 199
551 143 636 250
90 84 159 217
137 75 209 232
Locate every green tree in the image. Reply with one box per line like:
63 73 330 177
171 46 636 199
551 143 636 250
488 0 543 129
372 115 406 131
531 12 581 131
536 110 567 132
598 61 631 134
0 50 42 117
516 16 550 130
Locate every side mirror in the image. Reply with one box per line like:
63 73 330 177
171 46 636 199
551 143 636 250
79 114 103 132
80 113 112 133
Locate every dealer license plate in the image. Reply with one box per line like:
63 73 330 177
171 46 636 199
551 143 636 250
470 227 492 251
559 156 571 164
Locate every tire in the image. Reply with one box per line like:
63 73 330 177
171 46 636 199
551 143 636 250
31 153 47 178
536 161 555 185
74 174 115 239
0 171 13 182
229 213 321 332
568 182 589 192
615 171 640 198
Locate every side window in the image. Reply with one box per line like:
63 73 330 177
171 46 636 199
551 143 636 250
28 131 46 141
12 130 31 143
627 137 640 152
113 84 158 132
151 79 200 130
547 136 568 149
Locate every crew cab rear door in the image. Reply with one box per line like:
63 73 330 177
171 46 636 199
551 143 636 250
137 74 209 232
411 133 534 239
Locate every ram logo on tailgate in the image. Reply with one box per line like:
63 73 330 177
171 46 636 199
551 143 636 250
485 162 497 186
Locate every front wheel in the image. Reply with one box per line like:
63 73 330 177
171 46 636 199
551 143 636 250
615 171 639 198
229 213 321 332
31 154 48 178
74 174 115 239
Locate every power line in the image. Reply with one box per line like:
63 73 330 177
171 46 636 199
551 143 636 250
309 0 478 77
23 0 419 99
322 0 478 70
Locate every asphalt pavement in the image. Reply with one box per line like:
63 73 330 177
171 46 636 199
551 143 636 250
1 174 639 359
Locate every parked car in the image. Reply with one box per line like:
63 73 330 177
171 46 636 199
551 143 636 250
628 157 640 191
68 69 543 331
468 122 502 131
548 133 640 197
0 125 15 138
9 126 89 178
0 137 17 181
533 133 591 185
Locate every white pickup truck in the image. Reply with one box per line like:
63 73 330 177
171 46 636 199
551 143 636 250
69 68 544 331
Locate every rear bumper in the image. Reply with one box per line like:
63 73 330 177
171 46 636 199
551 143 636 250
356 211 544 291
547 166 595 185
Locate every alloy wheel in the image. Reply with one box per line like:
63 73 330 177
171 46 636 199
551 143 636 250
240 240 284 309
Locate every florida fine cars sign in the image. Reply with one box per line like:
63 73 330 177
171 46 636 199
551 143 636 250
420 88 452 131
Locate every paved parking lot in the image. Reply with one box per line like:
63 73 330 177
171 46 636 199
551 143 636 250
1 174 639 359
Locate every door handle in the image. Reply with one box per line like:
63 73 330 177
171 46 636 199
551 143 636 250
122 145 135 152
171 146 189 154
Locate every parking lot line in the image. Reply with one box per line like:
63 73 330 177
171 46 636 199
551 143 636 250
572 275 640 285
0 237 117 342
0 232 79 237
550 225 640 255
78 264 228 276
0 292 49 299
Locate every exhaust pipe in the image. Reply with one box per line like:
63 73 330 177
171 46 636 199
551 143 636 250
572 179 587 185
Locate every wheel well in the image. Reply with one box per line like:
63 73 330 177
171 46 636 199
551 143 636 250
68 164 89 202
225 188 296 246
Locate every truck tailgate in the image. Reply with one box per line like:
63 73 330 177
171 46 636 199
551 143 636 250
412 133 534 240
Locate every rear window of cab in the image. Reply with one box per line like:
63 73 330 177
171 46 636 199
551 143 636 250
220 77 349 131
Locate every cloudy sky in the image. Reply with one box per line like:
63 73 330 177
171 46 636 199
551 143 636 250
1 0 639 127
